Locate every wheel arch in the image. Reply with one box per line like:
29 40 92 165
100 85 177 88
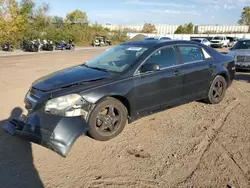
94 95 131 117
216 71 229 85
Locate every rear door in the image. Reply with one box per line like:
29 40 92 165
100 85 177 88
177 44 213 101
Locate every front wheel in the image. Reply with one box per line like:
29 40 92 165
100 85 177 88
87 97 127 141
205 75 227 104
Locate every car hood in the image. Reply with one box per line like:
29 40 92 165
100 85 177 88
32 65 111 92
230 49 250 56
211 40 222 42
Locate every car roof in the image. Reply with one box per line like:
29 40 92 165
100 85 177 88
237 38 250 41
122 40 202 48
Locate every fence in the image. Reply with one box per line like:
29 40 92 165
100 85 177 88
127 33 250 40
103 24 250 34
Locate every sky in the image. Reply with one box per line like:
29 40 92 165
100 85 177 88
33 0 250 25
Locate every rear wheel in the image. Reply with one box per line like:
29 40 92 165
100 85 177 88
88 97 127 141
205 75 227 104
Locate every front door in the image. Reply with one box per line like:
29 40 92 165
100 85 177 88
132 45 184 114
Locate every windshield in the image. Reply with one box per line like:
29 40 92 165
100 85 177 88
213 37 223 40
85 45 148 73
233 40 250 49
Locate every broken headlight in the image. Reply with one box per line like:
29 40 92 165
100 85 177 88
45 94 89 117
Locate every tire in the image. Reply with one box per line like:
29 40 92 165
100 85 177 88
87 97 128 141
205 75 227 104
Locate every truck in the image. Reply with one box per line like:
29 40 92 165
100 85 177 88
210 36 230 48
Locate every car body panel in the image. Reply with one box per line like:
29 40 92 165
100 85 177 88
179 60 213 100
2 109 89 157
32 65 111 92
2 40 235 157
132 66 184 113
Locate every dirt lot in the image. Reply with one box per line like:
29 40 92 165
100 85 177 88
0 48 249 188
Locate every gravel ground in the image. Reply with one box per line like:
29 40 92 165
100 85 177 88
0 47 249 188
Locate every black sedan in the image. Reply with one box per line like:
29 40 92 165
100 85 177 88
2 40 236 157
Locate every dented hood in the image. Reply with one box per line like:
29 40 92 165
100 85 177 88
32 65 110 92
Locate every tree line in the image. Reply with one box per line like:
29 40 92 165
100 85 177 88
0 0 128 48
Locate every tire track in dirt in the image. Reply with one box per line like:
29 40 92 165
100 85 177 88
213 141 250 188
83 177 160 188
156 99 240 187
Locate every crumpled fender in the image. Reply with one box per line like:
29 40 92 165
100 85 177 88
2 109 90 157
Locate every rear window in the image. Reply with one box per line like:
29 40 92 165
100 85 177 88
179 45 204 63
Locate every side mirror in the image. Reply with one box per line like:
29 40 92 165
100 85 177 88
140 63 160 73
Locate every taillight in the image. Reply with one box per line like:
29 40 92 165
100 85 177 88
232 66 236 70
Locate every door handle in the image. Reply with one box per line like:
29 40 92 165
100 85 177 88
173 70 181 76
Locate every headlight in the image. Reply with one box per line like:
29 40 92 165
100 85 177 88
45 94 89 117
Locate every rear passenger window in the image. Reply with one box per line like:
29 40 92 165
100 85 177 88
179 45 204 63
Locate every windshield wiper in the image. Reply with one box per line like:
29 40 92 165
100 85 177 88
85 65 111 73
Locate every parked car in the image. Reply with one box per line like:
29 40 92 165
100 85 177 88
2 40 235 157
190 38 211 46
205 37 213 41
210 36 230 48
92 36 112 47
227 39 250 70
145 36 172 40
227 37 238 47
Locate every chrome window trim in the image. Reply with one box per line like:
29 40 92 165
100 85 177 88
133 44 211 77
133 45 178 76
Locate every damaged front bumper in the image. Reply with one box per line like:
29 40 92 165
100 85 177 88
2 109 90 157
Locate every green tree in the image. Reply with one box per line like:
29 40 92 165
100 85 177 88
52 16 64 27
26 3 50 39
19 0 35 19
186 22 194 34
0 0 27 46
174 25 184 34
174 22 194 34
238 6 250 25
66 9 88 25
141 23 157 33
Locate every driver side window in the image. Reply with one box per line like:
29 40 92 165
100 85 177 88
142 46 178 70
